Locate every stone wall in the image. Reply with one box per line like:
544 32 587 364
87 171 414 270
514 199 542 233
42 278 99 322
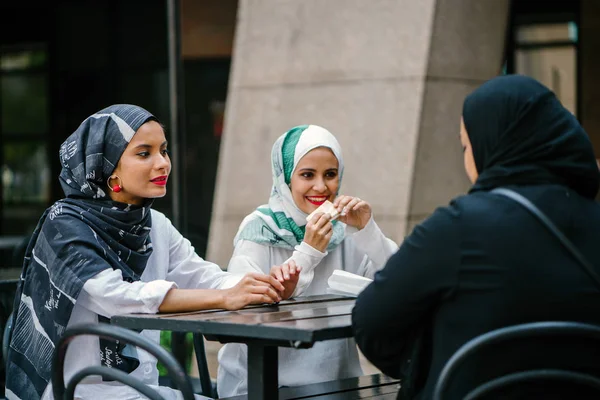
208 0 509 268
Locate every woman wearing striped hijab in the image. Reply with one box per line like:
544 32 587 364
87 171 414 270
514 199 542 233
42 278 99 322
217 124 398 397
5 104 284 400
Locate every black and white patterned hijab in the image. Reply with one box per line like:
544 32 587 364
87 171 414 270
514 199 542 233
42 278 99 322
59 104 156 199
6 105 158 400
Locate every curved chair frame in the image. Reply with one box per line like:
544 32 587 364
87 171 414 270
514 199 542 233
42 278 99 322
432 321 600 400
2 311 13 366
52 323 196 400
65 365 164 400
463 369 600 400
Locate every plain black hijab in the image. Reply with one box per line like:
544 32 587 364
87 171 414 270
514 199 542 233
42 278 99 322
463 74 600 199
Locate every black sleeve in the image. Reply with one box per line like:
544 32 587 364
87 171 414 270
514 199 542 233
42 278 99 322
352 205 460 378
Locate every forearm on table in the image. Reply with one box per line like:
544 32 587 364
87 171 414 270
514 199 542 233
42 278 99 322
158 288 226 313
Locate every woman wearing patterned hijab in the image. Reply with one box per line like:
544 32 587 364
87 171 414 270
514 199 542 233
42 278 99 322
353 75 600 399
5 104 284 400
217 124 398 397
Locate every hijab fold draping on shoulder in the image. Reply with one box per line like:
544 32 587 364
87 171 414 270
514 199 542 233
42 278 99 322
234 125 346 251
464 74 599 199
6 104 157 400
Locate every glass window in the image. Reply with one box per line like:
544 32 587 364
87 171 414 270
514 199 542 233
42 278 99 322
0 45 50 240
1 74 48 135
119 69 170 121
516 47 577 114
2 142 50 204
516 23 572 44
513 23 578 115
0 48 47 72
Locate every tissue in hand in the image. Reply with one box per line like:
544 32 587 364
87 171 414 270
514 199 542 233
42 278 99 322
327 270 373 297
306 200 340 222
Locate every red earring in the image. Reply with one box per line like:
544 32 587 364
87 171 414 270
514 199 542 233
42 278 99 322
107 175 123 193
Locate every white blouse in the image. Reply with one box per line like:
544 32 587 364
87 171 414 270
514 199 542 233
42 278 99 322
41 209 242 400
217 217 398 397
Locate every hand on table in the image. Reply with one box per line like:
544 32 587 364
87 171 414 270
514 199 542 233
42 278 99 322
270 260 302 300
223 272 284 310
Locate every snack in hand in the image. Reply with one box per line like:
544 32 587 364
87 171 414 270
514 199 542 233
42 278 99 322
306 200 340 222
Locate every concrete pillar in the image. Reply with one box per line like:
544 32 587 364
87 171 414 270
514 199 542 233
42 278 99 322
207 0 509 268
406 0 509 230
581 0 600 158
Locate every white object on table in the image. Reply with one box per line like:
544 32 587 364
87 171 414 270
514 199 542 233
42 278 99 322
327 270 373 296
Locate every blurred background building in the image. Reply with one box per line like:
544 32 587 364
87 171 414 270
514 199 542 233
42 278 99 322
1 0 599 271
1 0 599 386
2 0 598 274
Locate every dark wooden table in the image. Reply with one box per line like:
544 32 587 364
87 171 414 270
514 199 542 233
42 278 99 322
111 294 359 400
223 374 400 400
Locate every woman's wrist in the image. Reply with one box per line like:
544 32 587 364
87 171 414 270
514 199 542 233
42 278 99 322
353 215 375 236
217 288 230 309
301 239 327 254
303 239 326 252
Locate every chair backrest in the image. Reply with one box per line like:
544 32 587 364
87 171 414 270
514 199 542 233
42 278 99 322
432 321 600 400
463 369 600 400
52 323 196 400
0 279 18 397
2 312 13 366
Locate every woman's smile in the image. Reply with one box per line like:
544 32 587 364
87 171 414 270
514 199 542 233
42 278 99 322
306 196 328 206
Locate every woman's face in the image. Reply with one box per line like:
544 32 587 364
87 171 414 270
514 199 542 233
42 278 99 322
290 147 340 215
460 117 478 184
108 120 171 205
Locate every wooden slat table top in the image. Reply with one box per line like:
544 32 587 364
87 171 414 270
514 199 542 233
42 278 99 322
221 373 400 400
111 294 356 345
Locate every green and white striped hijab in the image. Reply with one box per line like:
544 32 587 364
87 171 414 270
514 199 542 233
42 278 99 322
234 125 346 251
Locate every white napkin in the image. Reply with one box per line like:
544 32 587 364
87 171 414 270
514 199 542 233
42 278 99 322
327 270 373 297
306 200 340 222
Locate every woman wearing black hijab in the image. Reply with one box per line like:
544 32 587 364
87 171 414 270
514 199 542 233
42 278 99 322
352 75 600 399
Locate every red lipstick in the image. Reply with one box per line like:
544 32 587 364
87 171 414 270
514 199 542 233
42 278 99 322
306 196 328 206
150 175 168 186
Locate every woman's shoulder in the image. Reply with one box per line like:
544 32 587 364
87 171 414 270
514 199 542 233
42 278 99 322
41 199 87 225
410 192 497 236
150 208 170 227
448 191 502 218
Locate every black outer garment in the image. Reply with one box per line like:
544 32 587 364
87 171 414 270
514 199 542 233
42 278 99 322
352 184 600 399
352 75 600 399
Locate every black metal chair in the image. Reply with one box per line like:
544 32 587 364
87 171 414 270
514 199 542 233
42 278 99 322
0 280 18 364
0 279 18 398
192 333 218 398
1 312 13 366
432 321 600 400
52 323 197 400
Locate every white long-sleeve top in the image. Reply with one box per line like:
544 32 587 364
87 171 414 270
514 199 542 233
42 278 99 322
217 217 398 397
41 210 242 400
